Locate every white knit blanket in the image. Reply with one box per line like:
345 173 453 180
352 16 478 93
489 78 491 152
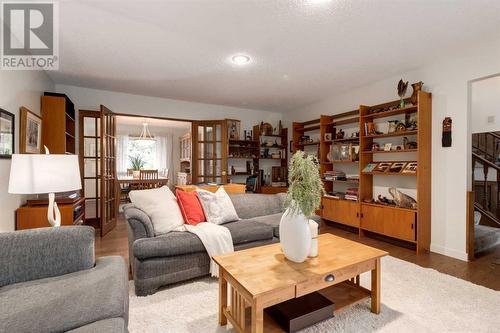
183 223 234 277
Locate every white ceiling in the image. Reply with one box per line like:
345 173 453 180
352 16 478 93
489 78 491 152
50 0 500 112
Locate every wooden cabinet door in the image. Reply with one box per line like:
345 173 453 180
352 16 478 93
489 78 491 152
192 120 228 184
361 204 416 242
322 198 359 227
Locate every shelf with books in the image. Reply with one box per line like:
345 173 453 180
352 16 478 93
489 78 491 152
359 91 431 253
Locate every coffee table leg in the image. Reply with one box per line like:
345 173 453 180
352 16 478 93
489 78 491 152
219 270 228 325
251 299 263 333
371 258 381 314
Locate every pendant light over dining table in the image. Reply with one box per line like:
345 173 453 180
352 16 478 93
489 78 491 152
138 122 154 143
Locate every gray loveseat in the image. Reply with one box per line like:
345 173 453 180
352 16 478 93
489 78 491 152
0 226 129 333
125 193 287 296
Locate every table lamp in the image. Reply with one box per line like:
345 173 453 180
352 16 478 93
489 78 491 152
8 150 82 227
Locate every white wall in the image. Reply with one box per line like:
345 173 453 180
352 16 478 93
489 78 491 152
55 84 283 135
287 36 500 261
471 75 500 134
0 71 54 232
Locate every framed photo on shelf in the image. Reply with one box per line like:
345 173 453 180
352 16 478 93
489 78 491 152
362 163 378 173
20 107 42 154
383 143 392 151
0 109 15 159
324 133 332 141
339 144 351 161
402 162 418 174
329 144 341 161
372 162 392 173
227 119 240 140
389 162 407 173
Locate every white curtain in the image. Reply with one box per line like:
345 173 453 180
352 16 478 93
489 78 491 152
116 135 129 174
155 134 174 186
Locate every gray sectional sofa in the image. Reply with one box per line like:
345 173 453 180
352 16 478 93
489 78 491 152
0 226 129 333
125 193 287 296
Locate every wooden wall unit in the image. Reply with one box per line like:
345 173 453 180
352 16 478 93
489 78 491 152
16 197 85 230
316 91 432 254
41 93 76 154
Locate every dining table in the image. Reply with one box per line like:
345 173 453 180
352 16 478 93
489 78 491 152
115 175 169 207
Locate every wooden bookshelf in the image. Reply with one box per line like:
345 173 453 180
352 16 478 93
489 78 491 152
359 91 432 254
317 91 431 254
41 93 76 154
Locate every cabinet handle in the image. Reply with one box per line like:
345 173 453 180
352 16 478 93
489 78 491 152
411 223 414 230
324 274 335 282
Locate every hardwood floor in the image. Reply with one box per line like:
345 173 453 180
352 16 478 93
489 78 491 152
95 217 500 291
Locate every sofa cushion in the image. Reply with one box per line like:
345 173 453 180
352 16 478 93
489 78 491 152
0 257 128 333
250 213 283 238
133 232 206 259
224 220 274 244
66 318 126 333
196 188 239 224
176 190 206 225
129 186 184 235
133 220 274 259
229 193 285 219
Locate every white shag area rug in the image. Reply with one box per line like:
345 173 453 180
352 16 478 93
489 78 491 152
128 256 500 332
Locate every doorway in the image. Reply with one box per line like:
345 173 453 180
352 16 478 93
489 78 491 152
468 74 500 259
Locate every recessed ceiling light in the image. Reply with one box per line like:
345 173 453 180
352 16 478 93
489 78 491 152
231 54 251 65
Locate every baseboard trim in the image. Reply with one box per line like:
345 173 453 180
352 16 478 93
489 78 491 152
430 244 468 261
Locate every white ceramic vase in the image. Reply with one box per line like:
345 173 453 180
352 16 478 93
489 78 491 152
279 208 311 263
133 170 140 179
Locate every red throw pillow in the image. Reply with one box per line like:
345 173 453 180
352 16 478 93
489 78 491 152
176 190 206 225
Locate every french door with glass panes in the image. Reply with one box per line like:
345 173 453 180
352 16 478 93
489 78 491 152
79 106 117 236
79 110 101 229
192 120 228 184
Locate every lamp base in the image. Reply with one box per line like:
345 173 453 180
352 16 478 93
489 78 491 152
48 192 61 227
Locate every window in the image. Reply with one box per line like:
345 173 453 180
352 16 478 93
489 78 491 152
127 138 157 169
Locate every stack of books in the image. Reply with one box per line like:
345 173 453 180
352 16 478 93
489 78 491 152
346 174 359 182
325 191 345 200
345 188 358 201
323 170 346 181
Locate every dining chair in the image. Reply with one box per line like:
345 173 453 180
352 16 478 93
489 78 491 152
139 169 159 189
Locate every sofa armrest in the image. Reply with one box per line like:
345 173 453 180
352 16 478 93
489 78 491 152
123 204 155 239
0 226 95 287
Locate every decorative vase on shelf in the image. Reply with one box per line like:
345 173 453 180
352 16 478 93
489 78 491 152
410 81 423 106
279 208 311 263
133 170 140 179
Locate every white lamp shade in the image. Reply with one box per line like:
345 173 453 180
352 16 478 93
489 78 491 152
8 154 82 194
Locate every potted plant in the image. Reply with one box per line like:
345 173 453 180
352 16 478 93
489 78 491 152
280 151 324 262
129 155 145 178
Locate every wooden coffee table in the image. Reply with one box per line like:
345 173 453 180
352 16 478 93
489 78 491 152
213 233 388 333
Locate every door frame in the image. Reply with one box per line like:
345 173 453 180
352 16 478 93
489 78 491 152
100 105 117 236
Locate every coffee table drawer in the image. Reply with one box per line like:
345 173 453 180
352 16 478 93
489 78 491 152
295 260 375 297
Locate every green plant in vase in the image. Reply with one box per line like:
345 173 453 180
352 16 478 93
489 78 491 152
129 155 145 178
281 151 325 263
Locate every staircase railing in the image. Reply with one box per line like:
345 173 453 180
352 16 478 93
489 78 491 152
472 132 500 227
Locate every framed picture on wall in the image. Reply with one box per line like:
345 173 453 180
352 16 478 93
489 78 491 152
227 119 241 140
0 108 15 158
20 106 43 154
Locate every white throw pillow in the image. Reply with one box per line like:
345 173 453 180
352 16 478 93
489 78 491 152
129 186 184 235
196 187 239 225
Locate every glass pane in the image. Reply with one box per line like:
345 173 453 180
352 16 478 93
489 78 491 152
84 179 96 198
96 119 101 137
215 142 221 158
85 199 96 219
198 160 205 176
215 160 221 176
84 158 96 177
216 124 221 141
206 126 214 141
84 138 97 156
215 177 222 183
206 143 214 159
198 143 205 158
83 117 95 136
206 160 214 176
198 126 204 141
